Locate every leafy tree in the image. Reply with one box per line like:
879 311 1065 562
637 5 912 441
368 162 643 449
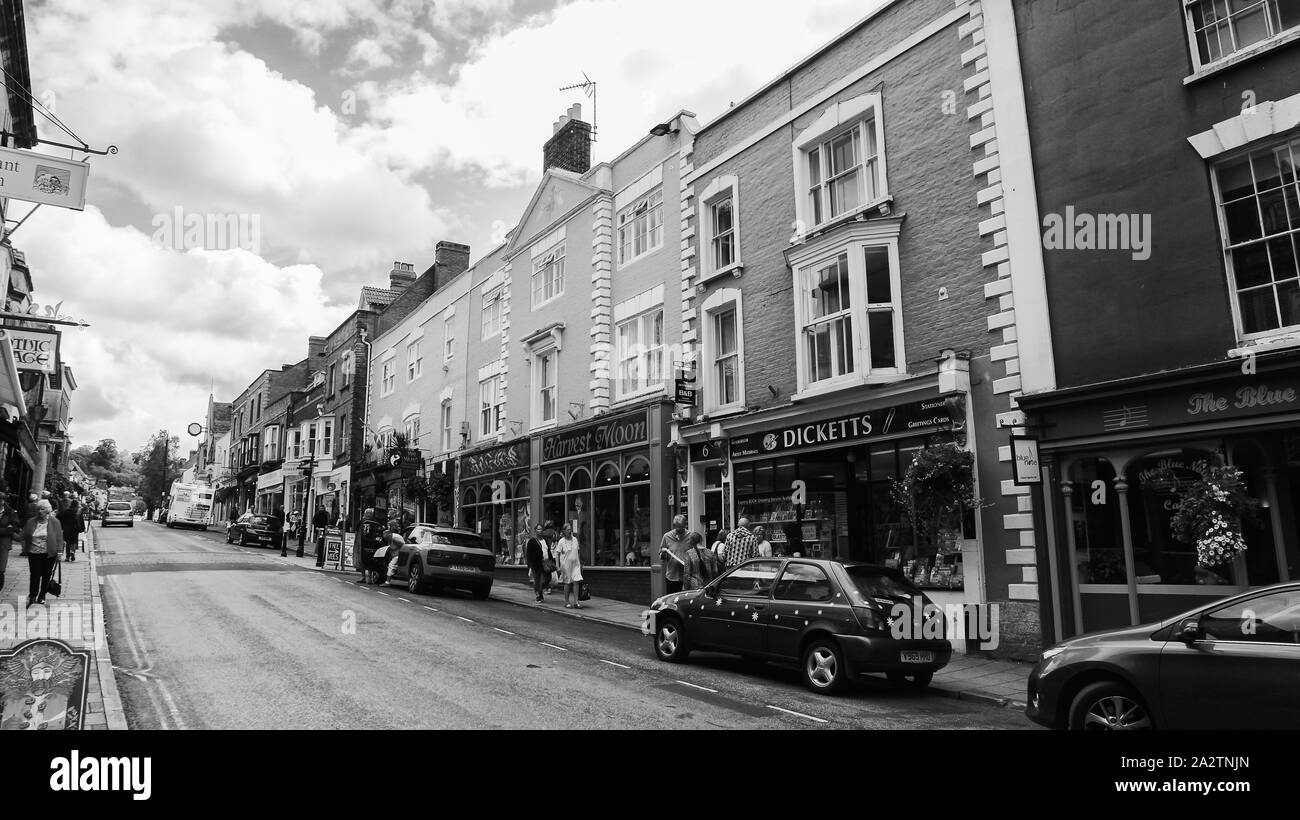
133 430 184 516
71 438 140 489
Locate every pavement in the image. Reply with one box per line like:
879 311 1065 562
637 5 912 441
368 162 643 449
488 577 1035 710
0 522 129 731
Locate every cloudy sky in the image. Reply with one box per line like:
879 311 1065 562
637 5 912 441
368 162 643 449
17 0 883 456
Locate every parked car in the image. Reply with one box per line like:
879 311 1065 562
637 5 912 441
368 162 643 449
102 501 134 527
642 559 952 694
226 513 278 548
384 524 494 599
1027 581 1300 730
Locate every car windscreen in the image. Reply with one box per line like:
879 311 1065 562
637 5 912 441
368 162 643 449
843 566 920 601
408 529 485 550
249 517 269 527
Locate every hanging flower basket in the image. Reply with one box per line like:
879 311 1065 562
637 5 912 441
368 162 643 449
1159 462 1258 568
891 442 981 548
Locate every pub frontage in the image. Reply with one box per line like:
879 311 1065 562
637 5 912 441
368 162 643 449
465 400 676 605
1018 351 1300 642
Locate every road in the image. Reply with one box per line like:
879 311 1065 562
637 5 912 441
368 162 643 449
97 520 1034 729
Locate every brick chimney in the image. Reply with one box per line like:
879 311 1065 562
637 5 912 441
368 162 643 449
390 261 416 291
433 241 470 292
543 103 591 175
308 336 327 374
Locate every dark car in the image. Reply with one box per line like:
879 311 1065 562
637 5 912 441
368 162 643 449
641 559 952 694
226 513 278 548
384 524 494 599
1027 581 1300 730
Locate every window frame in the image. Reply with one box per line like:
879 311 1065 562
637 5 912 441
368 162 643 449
532 346 559 430
403 415 421 448
791 93 888 236
380 358 396 397
1210 134 1300 343
698 175 743 283
407 339 423 383
440 400 454 454
614 308 666 400
478 375 504 439
531 243 566 308
700 288 746 415
481 288 503 340
787 222 906 400
443 315 455 361
617 187 665 267
1183 0 1300 76
321 418 333 456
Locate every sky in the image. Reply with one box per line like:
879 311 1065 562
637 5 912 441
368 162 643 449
15 0 887 456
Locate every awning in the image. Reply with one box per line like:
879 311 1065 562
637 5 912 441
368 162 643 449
0 331 27 416
256 468 285 491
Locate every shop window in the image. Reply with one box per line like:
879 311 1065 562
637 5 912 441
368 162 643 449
545 471 565 496
568 468 591 492
624 456 650 483
597 461 620 486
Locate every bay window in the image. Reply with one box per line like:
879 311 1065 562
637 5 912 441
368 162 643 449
322 419 333 455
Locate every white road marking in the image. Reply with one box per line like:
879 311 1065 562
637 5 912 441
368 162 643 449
375 591 390 596
423 606 438 612
397 597 411 603
540 642 567 652
493 628 515 635
599 660 631 669
456 616 474 623
675 680 717 693
765 705 827 724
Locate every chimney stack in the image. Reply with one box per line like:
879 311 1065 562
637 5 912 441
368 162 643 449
390 261 416 291
433 241 471 292
543 102 592 175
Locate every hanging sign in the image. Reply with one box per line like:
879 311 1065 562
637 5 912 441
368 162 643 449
0 147 89 210
1011 435 1042 485
5 327 59 373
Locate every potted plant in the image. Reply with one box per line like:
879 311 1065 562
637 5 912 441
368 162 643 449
1161 462 1258 569
891 442 980 552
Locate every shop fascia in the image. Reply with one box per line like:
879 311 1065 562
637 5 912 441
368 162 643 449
728 394 965 459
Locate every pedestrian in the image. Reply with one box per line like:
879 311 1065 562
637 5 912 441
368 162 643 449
542 521 559 593
553 523 583 609
683 532 718 591
721 518 758 569
754 525 773 558
0 489 21 593
313 504 330 566
56 496 82 562
272 505 288 556
658 514 691 595
711 529 730 561
21 499 63 608
25 492 39 519
525 524 548 602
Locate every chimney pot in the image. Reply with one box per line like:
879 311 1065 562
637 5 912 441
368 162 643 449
543 104 592 175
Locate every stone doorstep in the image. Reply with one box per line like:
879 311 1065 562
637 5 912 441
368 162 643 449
493 581 1031 711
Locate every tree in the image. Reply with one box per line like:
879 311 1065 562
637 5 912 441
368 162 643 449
133 430 184 516
72 438 140 490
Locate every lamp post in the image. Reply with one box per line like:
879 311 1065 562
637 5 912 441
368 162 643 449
298 452 316 560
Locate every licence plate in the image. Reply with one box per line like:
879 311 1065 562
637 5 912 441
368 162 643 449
901 651 934 664
640 610 655 636
449 565 479 573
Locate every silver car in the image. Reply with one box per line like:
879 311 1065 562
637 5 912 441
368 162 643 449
102 501 134 527
384 524 494 599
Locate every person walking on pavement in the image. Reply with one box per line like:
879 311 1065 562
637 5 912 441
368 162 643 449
711 529 730 562
542 522 559 593
754 525 773 558
721 518 758 570
313 504 331 566
525 524 548 602
553 523 583 609
21 499 63 607
56 496 83 562
683 532 718 591
658 515 691 595
0 490 21 593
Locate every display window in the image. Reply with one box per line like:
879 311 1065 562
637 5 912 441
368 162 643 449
541 453 652 567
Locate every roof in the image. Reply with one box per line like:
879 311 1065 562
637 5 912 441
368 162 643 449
358 286 400 311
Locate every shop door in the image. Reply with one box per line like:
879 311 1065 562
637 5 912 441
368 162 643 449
693 560 780 655
700 466 725 547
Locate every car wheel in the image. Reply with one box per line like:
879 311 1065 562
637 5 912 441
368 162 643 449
801 639 846 695
472 584 491 600
408 559 424 594
1068 681 1154 731
887 671 934 690
652 615 690 663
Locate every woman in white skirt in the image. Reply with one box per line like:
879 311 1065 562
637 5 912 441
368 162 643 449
553 523 584 609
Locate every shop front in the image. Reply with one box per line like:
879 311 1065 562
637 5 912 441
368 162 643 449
1019 356 1300 641
458 439 531 566
255 467 284 515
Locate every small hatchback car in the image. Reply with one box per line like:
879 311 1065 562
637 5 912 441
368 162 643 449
385 524 495 599
643 558 952 694
102 501 134 527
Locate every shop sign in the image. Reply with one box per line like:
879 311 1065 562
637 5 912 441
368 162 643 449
689 440 723 462
0 147 90 211
386 448 422 473
674 365 697 406
323 528 344 570
6 327 59 374
730 395 963 459
1011 436 1041 485
460 440 529 480
541 409 649 462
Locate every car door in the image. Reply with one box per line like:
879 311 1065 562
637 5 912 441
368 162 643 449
1158 587 1300 729
766 562 839 661
692 560 781 655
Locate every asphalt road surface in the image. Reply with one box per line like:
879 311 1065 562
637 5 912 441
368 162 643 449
97 520 1034 730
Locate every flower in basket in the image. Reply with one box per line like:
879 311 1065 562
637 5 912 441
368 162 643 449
1157 462 1258 569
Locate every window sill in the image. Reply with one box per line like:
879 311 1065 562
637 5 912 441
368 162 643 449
1230 330 1300 357
616 245 666 271
697 263 744 289
531 293 564 311
1183 28 1300 85
611 385 666 407
792 371 906 403
698 404 747 422
530 420 558 434
794 196 895 245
